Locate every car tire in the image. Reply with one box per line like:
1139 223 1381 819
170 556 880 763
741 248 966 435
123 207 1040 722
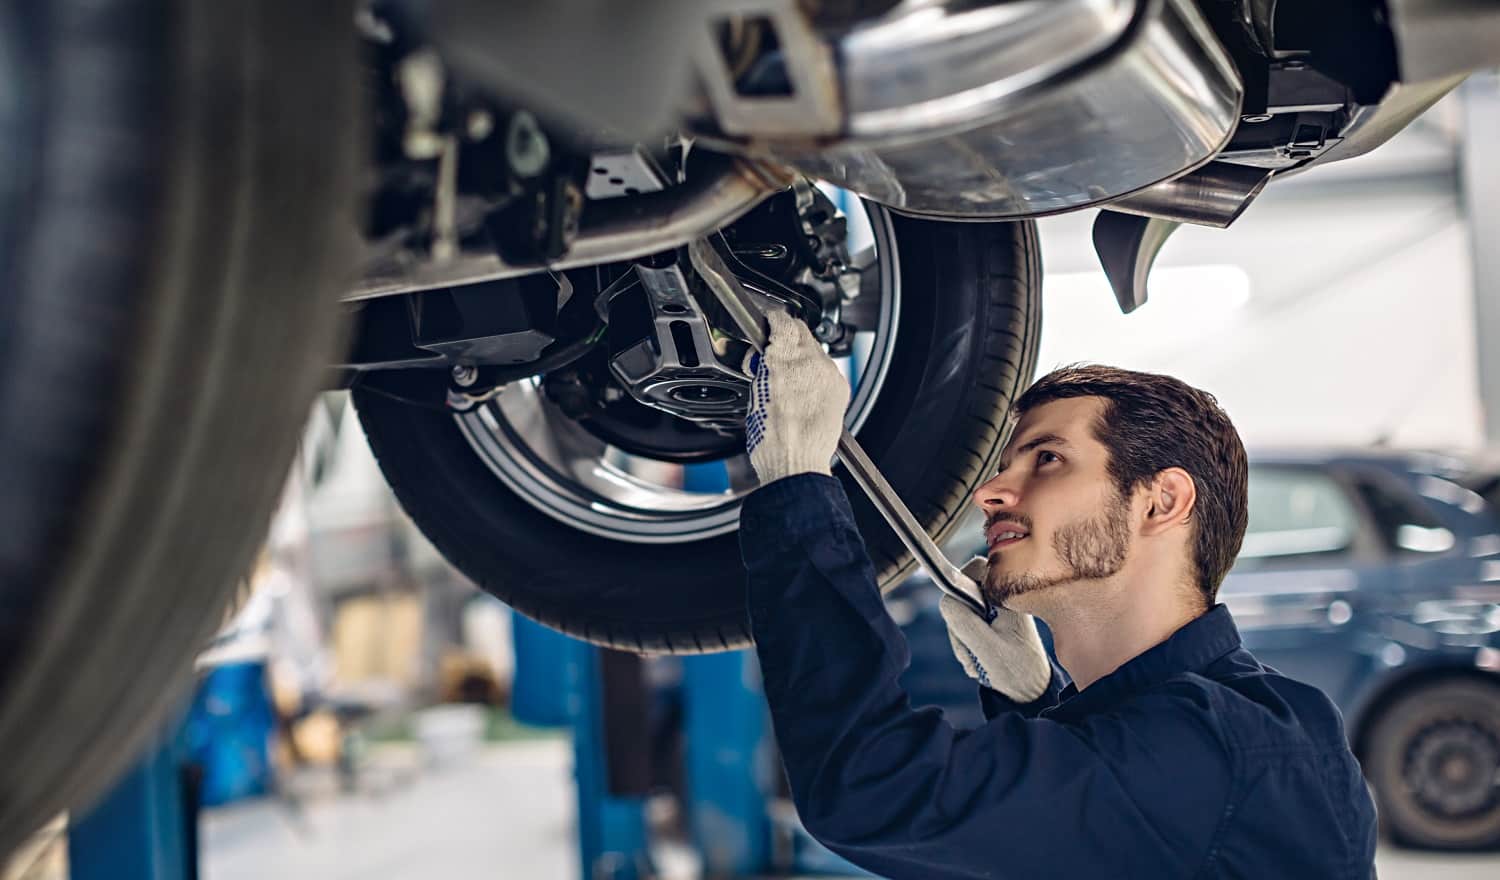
0 0 360 851
353 211 1041 653
1364 677 1500 849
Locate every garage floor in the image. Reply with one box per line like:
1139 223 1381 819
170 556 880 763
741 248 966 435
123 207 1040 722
200 740 1500 880
204 740 574 880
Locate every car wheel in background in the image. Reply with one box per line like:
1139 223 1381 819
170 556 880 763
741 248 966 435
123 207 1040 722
1364 677 1500 849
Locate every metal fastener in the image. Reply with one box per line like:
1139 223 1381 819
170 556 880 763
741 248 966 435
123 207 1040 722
451 363 478 387
506 111 550 178
837 270 861 300
466 110 495 142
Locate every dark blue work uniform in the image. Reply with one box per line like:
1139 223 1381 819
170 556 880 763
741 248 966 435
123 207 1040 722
740 474 1379 879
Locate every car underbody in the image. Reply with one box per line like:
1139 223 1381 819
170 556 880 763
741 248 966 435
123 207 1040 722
339 0 1497 431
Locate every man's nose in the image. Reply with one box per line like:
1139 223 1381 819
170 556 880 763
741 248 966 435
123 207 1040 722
971 471 1019 511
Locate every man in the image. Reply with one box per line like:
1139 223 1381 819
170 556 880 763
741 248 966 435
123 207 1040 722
738 309 1378 878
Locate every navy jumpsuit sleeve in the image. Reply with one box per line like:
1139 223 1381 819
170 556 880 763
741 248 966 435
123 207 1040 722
740 475 1234 879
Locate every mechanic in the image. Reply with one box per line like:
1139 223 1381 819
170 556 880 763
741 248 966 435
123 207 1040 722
737 309 1378 878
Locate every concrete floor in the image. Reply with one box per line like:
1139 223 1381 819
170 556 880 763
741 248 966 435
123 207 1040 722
203 741 576 880
201 740 1500 880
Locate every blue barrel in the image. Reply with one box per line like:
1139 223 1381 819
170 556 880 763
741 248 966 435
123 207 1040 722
183 662 276 806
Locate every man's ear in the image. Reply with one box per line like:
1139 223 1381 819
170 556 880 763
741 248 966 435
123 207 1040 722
1141 467 1196 536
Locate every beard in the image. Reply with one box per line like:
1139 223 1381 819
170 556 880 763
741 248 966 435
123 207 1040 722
981 491 1132 608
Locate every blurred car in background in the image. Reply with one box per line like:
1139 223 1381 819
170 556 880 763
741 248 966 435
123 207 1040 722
895 447 1500 850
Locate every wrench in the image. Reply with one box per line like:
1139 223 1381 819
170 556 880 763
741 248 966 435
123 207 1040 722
688 238 995 620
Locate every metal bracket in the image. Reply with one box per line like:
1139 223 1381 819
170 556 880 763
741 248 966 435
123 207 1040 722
692 1 842 138
585 148 669 201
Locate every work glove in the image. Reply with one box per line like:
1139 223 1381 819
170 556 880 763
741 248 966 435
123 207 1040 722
939 556 1054 703
742 309 850 485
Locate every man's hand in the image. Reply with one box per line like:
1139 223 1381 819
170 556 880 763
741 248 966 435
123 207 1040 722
940 557 1054 703
742 309 850 485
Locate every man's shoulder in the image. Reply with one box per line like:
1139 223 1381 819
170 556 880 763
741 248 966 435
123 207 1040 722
1151 650 1353 755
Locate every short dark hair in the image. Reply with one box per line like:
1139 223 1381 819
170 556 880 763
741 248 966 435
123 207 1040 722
1013 365 1248 605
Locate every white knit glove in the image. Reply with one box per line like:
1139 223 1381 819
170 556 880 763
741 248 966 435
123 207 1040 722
939 557 1054 703
742 309 850 484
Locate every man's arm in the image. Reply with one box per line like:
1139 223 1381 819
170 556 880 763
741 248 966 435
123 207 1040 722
741 474 1232 879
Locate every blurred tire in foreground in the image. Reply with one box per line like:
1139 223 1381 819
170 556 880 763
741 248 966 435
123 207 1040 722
0 0 362 854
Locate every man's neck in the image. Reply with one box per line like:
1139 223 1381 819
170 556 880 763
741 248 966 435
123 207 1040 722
1031 578 1203 692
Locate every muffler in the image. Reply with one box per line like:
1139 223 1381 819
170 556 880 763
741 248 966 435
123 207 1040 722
693 0 1244 220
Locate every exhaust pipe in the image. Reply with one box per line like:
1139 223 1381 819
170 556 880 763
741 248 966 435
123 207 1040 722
1104 162 1272 229
347 155 795 302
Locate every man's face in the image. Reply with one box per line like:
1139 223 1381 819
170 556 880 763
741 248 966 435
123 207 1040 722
970 397 1134 609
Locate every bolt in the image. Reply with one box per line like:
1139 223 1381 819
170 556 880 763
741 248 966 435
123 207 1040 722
397 50 445 160
451 363 478 387
506 111 550 178
838 270 861 300
466 109 495 142
814 318 839 343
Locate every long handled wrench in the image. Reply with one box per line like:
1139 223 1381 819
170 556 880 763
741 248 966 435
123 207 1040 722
688 239 994 619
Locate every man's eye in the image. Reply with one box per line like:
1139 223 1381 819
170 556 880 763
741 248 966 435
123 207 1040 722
1037 450 1060 465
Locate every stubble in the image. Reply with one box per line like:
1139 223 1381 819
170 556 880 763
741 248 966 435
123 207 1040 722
982 491 1133 607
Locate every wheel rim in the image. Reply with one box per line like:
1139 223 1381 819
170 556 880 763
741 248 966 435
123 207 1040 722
1404 717 1500 820
455 198 902 544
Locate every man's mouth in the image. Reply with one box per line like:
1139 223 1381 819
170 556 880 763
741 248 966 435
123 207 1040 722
986 524 1030 550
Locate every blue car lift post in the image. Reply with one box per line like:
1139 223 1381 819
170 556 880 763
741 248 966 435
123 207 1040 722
67 723 197 880
512 614 653 880
68 658 276 880
509 461 777 879
677 462 773 876
512 617 775 880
